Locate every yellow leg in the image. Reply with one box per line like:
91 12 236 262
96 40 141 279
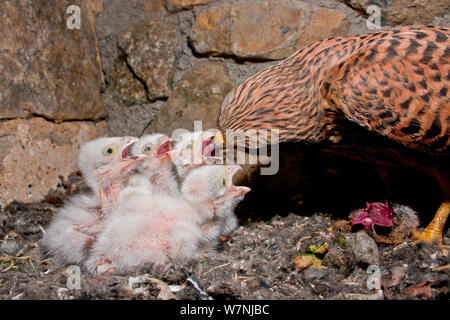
414 202 449 255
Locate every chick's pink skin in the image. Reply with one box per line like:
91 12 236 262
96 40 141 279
42 137 144 266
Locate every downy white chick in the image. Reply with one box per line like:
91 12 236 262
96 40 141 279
84 163 249 275
181 165 251 248
41 137 143 265
84 187 204 274
127 134 179 196
78 136 143 211
171 130 222 180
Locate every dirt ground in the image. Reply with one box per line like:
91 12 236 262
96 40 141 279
0 171 448 301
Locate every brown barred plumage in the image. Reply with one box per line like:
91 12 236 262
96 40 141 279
217 25 449 248
218 25 449 152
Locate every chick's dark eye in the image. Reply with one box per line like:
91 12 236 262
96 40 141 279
102 144 117 157
103 147 114 156
142 144 153 154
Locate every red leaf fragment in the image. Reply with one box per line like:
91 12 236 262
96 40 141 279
350 201 394 229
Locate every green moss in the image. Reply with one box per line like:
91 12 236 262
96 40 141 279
305 242 329 256
334 236 347 246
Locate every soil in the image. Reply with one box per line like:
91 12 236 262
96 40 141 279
0 172 448 300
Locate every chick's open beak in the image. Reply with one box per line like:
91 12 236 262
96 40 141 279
230 185 251 197
121 138 142 161
156 139 172 158
203 133 224 164
202 137 215 157
119 139 145 172
121 143 133 160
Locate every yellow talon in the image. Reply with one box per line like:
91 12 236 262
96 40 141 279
414 202 449 256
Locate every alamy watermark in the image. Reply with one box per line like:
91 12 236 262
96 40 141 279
366 265 381 290
66 265 81 290
366 5 381 30
66 5 81 30
170 121 280 176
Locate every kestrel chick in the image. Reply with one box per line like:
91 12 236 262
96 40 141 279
182 165 251 249
127 133 179 196
42 137 143 265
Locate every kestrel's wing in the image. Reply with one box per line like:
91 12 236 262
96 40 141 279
321 28 449 153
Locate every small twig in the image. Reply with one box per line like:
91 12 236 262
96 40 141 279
371 225 379 240
432 264 449 272
2 260 17 272
8 277 17 297
393 242 409 252
171 260 213 300
28 258 38 274
186 275 213 300
201 262 231 277
295 236 312 251
37 224 46 235
37 258 52 264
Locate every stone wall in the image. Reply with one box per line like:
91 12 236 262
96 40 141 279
0 0 449 207
0 0 108 208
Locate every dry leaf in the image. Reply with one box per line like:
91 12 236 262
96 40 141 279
293 255 324 270
403 281 433 299
7 231 19 239
147 277 177 300
381 266 406 288
295 236 312 251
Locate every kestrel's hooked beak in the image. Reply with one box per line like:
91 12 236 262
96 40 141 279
214 130 225 148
